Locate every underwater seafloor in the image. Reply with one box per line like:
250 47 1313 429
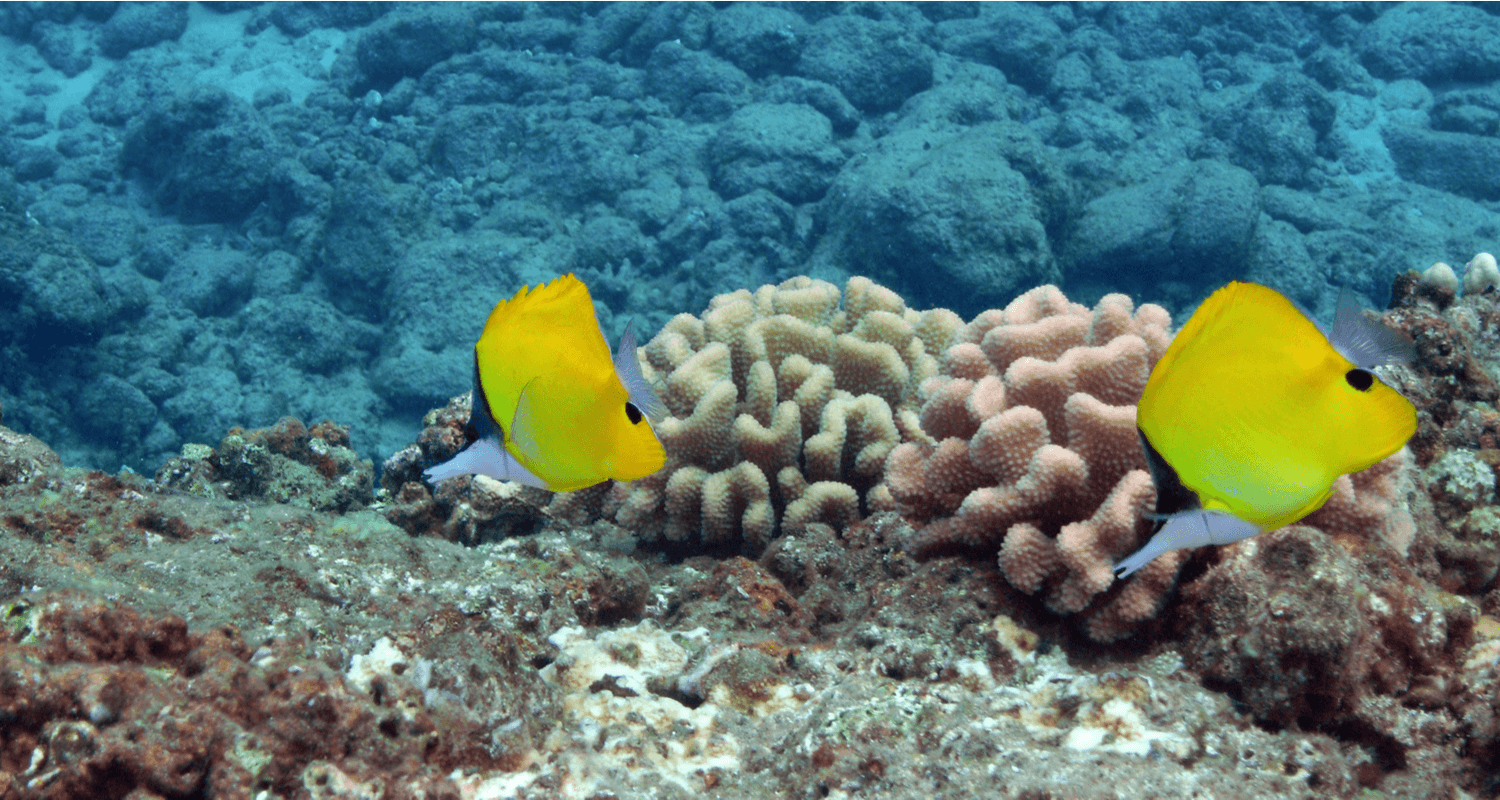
2 2 1500 798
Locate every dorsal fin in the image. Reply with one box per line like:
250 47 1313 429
1329 288 1415 368
613 321 667 423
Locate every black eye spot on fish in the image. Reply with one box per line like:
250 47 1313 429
1345 368 1374 392
625 402 643 425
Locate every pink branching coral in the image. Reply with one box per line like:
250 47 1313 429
881 283 1431 642
602 276 964 552
882 286 1177 642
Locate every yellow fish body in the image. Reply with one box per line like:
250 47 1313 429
1115 281 1417 576
424 274 666 491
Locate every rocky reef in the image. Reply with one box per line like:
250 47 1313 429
2 271 1497 798
5 2 1500 796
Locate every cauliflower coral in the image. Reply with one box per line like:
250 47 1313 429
877 286 1178 641
604 276 963 551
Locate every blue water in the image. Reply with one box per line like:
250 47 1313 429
2 2 1497 476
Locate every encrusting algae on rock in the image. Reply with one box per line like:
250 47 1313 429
155 416 375 512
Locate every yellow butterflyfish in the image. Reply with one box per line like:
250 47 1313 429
1114 281 1417 577
424 274 666 492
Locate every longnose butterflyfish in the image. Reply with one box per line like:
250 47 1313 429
1113 281 1417 577
423 273 666 492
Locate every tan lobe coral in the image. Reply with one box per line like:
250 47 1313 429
603 276 953 552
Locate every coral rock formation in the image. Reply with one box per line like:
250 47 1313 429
1168 523 1478 794
155 416 375 512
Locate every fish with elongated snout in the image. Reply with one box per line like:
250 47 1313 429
1115 281 1417 577
424 274 666 492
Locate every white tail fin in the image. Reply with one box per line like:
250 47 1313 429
423 436 549 489
1114 510 1261 578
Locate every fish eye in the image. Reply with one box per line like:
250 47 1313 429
1344 368 1374 392
625 402 643 425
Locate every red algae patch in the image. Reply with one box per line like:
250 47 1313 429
0 591 557 800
